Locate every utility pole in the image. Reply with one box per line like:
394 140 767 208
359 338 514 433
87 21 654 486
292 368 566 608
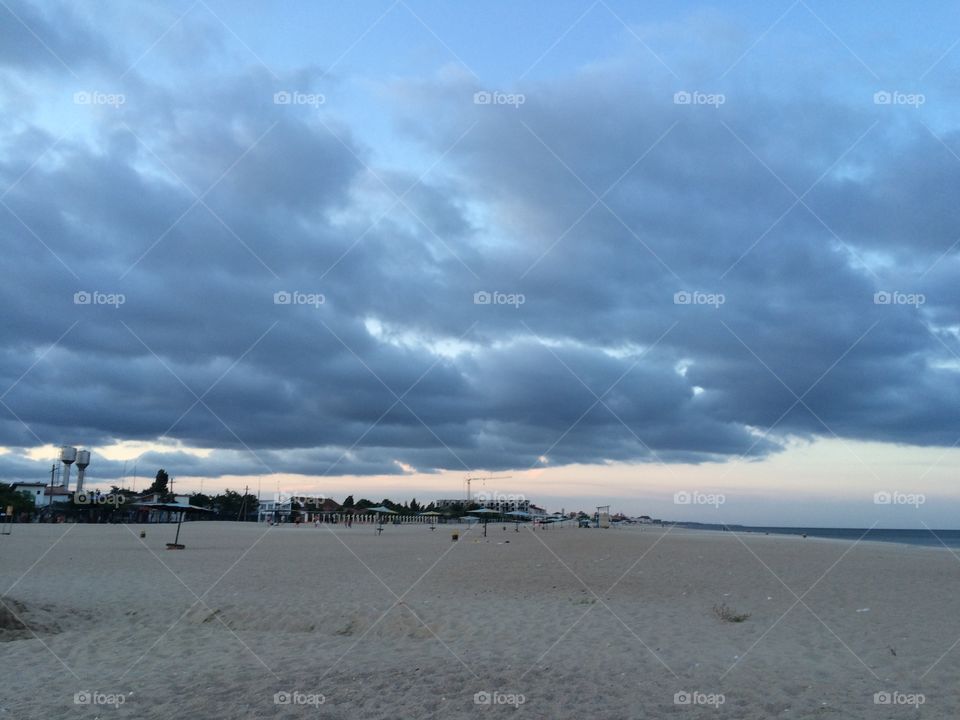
48 463 56 517
237 484 249 522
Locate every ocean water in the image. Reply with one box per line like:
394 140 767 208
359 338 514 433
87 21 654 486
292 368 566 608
677 524 960 549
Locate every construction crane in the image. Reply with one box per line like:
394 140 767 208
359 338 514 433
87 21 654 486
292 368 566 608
465 475 512 503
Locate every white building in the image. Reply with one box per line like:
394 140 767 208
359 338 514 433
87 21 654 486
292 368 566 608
473 493 530 513
435 495 533 514
257 498 293 523
11 482 46 508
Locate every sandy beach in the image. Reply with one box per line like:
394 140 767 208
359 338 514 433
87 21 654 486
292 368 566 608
1 521 956 719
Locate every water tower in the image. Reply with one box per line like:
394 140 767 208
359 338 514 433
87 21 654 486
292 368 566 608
75 450 91 493
59 446 77 492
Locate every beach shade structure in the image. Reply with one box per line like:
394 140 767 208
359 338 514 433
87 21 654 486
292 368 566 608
503 510 530 531
129 503 215 549
368 506 397 534
468 507 501 537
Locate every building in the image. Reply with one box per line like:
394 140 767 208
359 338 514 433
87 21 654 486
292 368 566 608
436 495 534 514
434 498 467 510
10 482 47 508
257 497 342 523
472 493 530 513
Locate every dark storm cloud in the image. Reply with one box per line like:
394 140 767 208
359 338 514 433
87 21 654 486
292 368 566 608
1 5 958 483
0 0 114 73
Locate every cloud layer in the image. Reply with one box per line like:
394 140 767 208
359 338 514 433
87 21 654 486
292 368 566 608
1 0 959 483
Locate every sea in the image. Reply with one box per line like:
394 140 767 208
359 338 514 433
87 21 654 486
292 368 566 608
675 523 960 549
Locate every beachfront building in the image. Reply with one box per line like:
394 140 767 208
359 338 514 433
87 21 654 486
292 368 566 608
433 498 467 510
257 497 292 523
529 504 547 519
473 494 530 513
257 497 343 523
435 496 534 514
130 494 194 523
10 482 47 508
135 493 192 506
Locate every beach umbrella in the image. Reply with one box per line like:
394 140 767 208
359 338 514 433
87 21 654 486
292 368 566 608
468 507 501 537
503 510 529 530
129 502 215 549
367 506 397 514
368 506 397 534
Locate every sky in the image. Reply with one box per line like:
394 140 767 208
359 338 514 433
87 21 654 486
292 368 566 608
2 0 960 527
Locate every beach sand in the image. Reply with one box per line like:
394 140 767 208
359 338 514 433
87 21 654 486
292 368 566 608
0 521 956 718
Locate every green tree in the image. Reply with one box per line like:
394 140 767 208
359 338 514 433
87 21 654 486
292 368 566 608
190 492 213 507
147 469 170 497
0 483 36 517
342 495 355 508
213 490 259 520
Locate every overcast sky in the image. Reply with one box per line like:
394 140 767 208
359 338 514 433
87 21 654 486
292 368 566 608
2 1 959 526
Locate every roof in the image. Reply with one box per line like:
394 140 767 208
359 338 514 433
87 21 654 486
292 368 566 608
129 503 215 512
